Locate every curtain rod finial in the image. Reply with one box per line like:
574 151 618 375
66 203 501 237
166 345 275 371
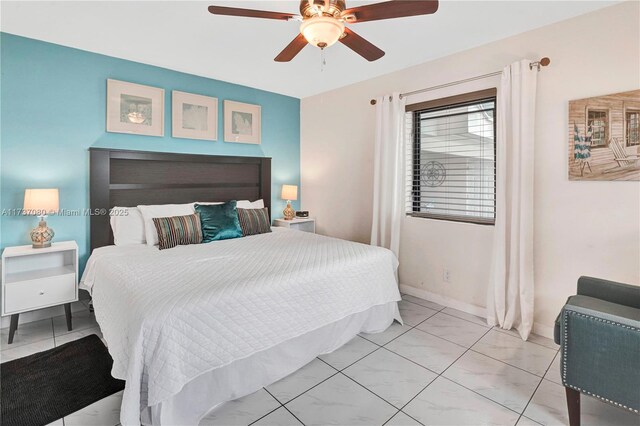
370 99 377 105
530 57 551 71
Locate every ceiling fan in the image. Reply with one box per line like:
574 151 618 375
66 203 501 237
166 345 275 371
208 0 439 62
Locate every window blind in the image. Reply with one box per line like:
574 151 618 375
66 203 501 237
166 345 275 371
406 90 496 225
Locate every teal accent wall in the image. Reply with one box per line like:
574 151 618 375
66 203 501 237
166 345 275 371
0 33 300 269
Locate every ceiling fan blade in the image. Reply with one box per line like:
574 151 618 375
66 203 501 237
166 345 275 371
339 28 385 61
342 0 439 23
275 33 308 62
208 5 296 21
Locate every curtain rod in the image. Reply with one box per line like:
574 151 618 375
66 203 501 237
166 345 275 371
369 57 550 105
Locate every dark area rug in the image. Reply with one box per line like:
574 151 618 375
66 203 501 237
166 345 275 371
1 334 125 426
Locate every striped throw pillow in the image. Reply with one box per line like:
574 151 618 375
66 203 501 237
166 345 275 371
152 213 203 250
237 208 272 237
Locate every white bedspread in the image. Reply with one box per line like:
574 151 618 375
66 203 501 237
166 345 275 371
81 229 401 425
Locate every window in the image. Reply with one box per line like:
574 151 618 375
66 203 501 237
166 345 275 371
406 89 496 225
626 110 640 146
587 109 608 147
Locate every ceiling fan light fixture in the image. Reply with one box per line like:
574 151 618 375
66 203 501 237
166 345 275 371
208 0 440 62
300 16 345 49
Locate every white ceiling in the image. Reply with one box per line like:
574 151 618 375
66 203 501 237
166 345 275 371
1 1 618 98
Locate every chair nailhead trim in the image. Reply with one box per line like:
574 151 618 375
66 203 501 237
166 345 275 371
561 310 639 414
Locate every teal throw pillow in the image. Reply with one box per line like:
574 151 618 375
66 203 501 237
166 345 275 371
194 201 243 243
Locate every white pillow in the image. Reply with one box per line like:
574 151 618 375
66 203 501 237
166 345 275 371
138 203 195 246
110 207 146 246
196 200 264 209
195 201 223 206
237 199 265 209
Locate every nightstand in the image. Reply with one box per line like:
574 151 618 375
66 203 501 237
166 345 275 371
1 241 78 344
273 218 316 233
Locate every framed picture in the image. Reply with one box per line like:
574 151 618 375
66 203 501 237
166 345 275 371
172 91 218 141
568 89 640 181
224 100 261 144
106 79 164 136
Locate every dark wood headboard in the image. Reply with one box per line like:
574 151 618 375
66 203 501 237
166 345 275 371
89 148 271 252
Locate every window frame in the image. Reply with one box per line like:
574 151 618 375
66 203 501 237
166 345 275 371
625 109 640 147
407 88 497 226
585 107 609 148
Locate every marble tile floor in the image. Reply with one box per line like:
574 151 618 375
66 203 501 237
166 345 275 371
1 296 637 426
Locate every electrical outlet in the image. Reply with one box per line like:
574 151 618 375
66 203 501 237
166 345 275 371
443 269 451 283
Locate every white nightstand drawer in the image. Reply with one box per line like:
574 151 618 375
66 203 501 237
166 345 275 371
4 273 76 314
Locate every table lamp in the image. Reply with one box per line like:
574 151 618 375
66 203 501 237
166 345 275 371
24 188 59 248
281 185 297 220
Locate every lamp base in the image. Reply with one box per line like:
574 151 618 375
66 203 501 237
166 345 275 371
30 217 54 249
283 201 295 220
32 241 52 249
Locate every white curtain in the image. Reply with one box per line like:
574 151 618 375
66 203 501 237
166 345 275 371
487 59 538 340
371 92 406 257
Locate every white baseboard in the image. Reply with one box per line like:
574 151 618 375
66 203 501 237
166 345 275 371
400 284 555 340
532 322 554 340
3 284 556 340
399 284 486 318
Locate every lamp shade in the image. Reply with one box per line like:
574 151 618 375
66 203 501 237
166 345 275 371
24 189 59 215
281 185 298 201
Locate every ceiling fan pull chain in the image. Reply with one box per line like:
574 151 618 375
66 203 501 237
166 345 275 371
320 48 327 72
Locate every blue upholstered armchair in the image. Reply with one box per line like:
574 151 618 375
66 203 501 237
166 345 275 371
554 276 640 426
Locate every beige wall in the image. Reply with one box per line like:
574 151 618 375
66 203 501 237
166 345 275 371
301 1 640 337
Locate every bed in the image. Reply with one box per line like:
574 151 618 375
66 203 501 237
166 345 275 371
83 149 402 425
